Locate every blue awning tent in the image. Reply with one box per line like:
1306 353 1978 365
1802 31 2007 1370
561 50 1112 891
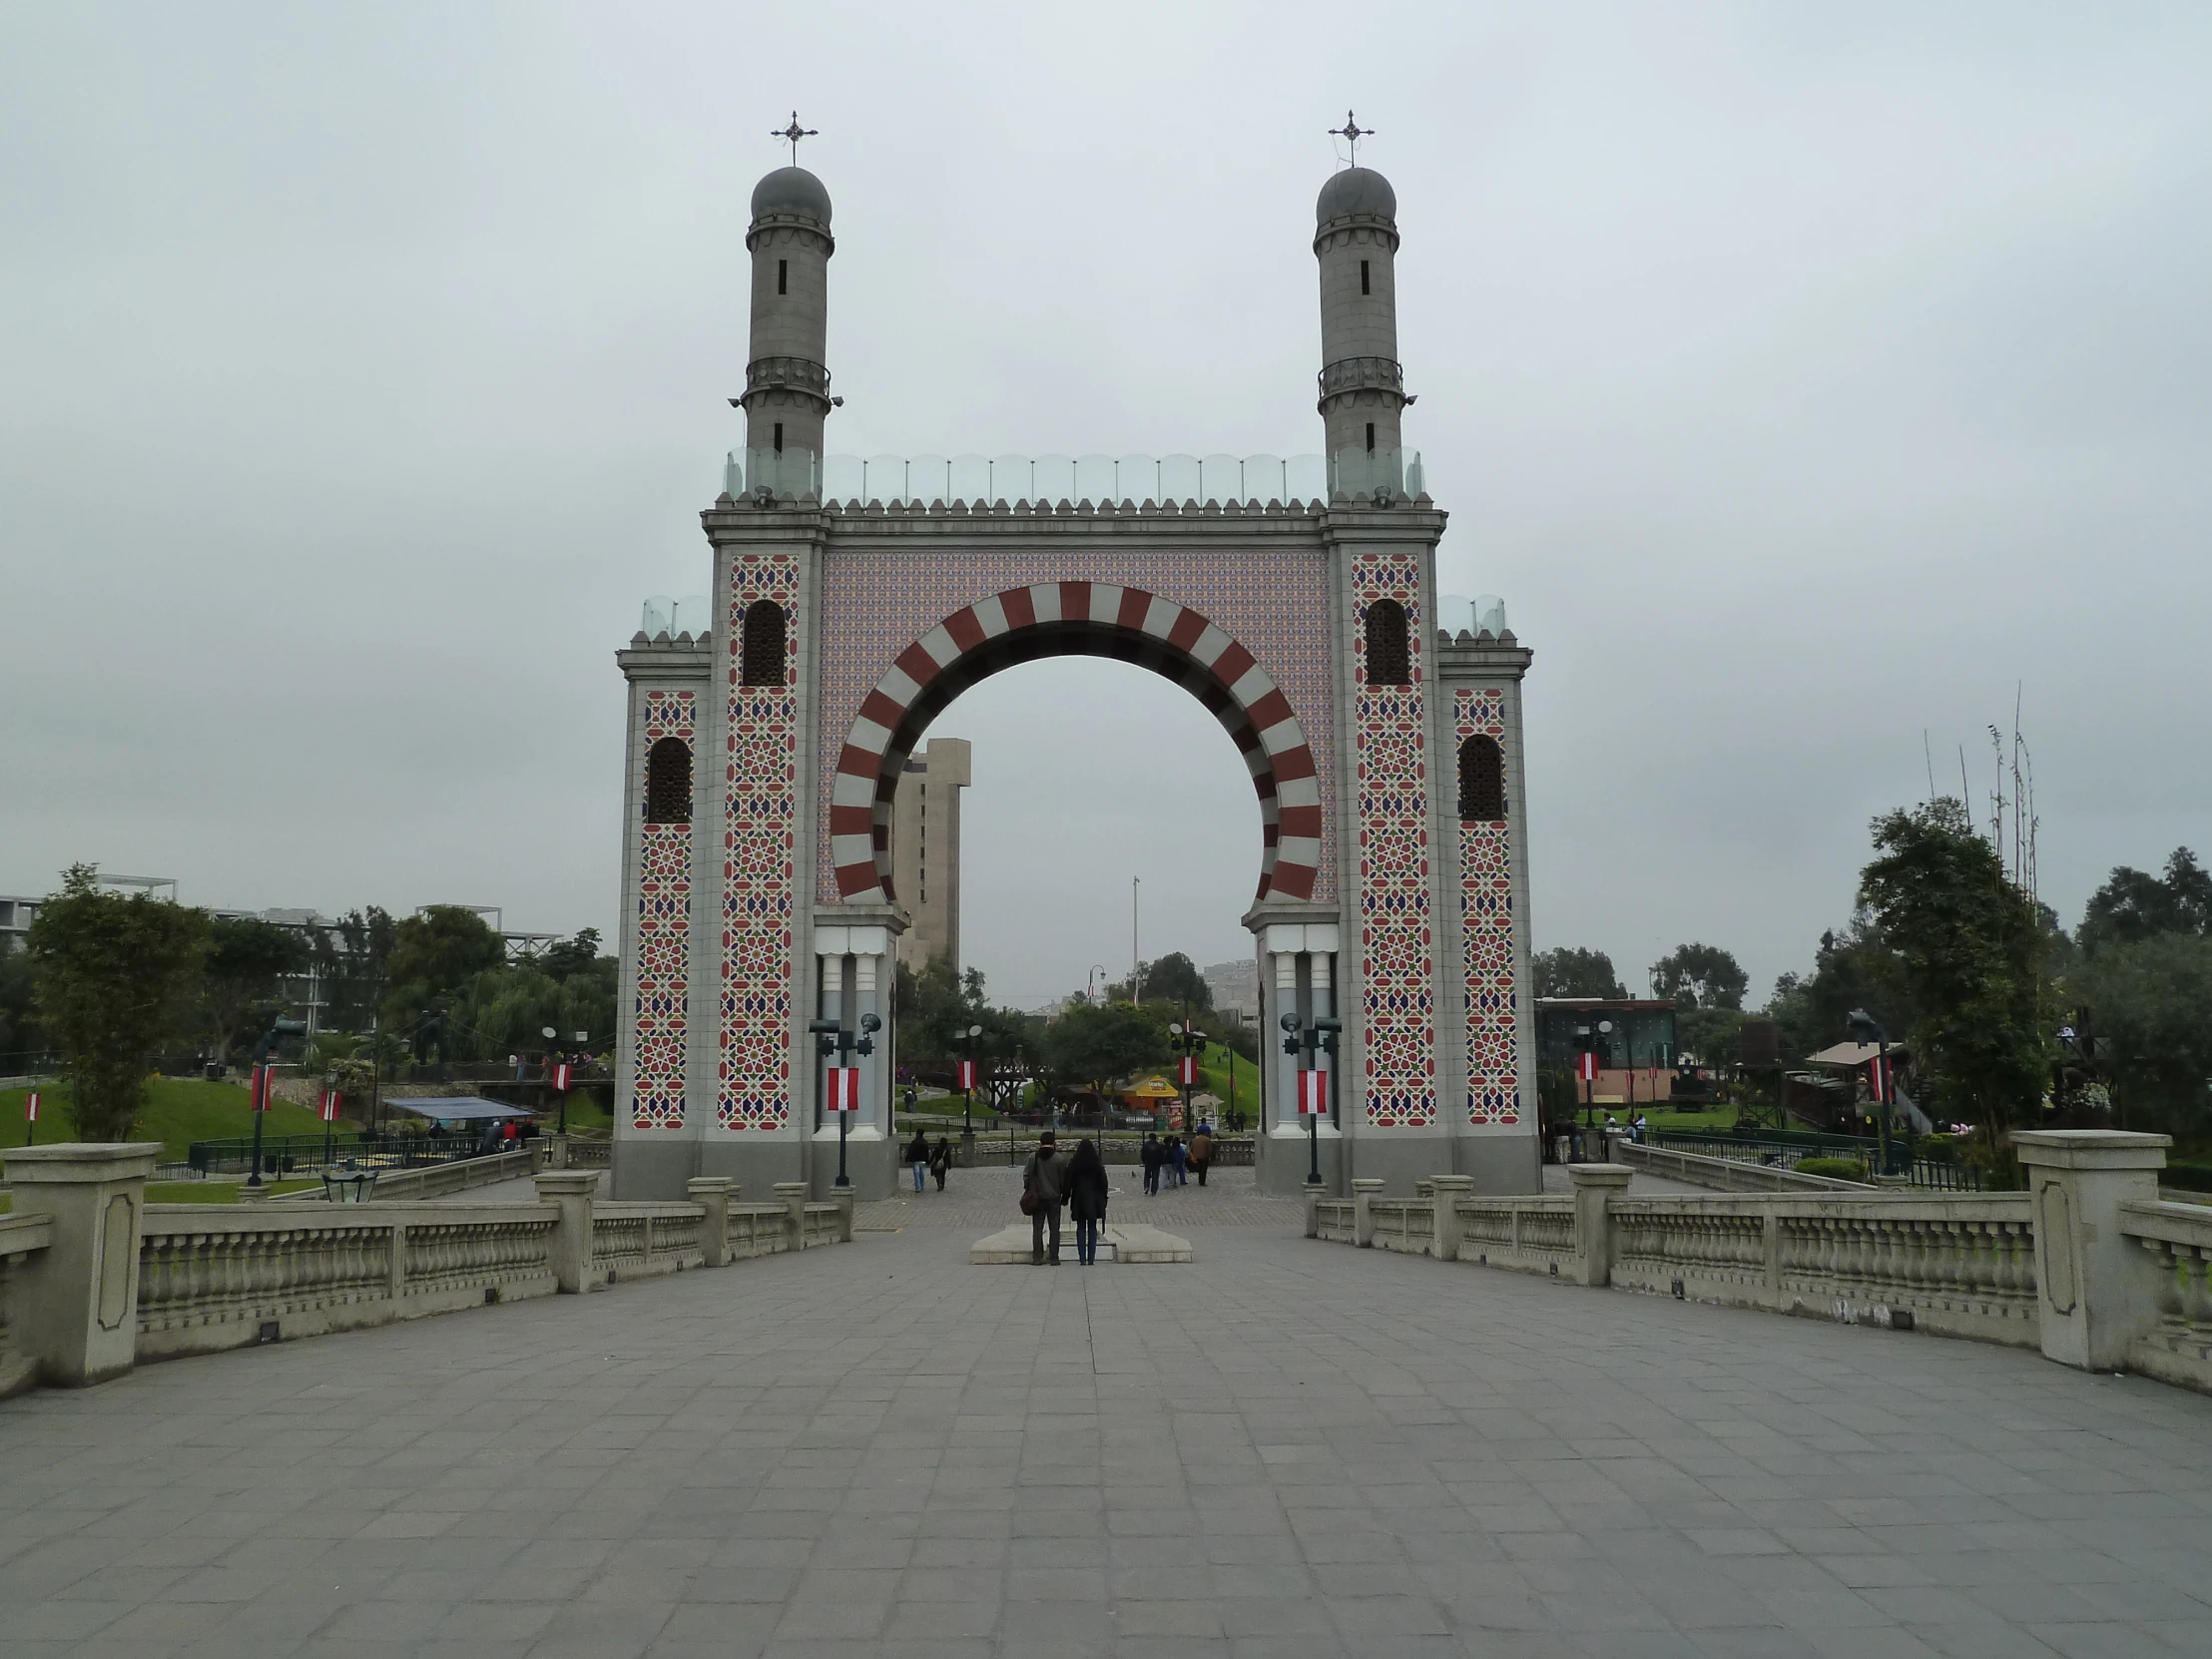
382 1097 535 1122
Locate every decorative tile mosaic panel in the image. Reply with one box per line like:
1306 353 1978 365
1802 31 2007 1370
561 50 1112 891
1455 690 1520 1128
720 555 800 1131
631 690 694 1131
1352 553 1435 1128
814 543 1337 904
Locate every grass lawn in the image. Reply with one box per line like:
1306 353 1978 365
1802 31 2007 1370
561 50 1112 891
0 1078 329 1159
144 1179 321 1203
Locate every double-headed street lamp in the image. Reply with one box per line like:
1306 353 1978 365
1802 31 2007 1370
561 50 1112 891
1167 1019 1207 1131
1281 1011 1341 1188
955 1022 984 1142
812 1011 881 1189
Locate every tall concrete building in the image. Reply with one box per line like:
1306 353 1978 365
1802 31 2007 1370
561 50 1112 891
888 737 969 974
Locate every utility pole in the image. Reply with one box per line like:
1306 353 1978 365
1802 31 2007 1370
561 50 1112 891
1131 877 1140 1004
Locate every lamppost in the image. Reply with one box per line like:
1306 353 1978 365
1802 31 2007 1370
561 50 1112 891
245 1020 279 1189
812 1010 881 1189
541 1025 567 1134
1281 1010 1341 1188
1575 1019 1613 1127
1088 964 1107 1005
1847 1008 1892 1177
1168 1018 1206 1133
956 1022 983 1147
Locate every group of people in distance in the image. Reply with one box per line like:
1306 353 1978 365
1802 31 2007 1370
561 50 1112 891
1017 1122 1219 1267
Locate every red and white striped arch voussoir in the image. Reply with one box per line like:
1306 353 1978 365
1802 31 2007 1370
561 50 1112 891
830 583 1321 903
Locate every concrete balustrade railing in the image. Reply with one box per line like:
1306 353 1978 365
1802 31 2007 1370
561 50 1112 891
1301 1132 2212 1397
267 1141 547 1203
0 1145 854 1399
1615 1140 1871 1193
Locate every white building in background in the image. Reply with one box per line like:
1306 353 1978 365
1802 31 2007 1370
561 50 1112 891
889 737 970 975
1203 958 1262 1024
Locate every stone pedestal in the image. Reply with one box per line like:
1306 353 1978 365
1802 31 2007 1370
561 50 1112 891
774 1181 809 1252
0 1143 161 1386
533 1171 598 1294
1429 1174 1473 1261
1568 1163 1632 1287
1351 1177 1384 1247
2013 1130 2171 1372
687 1177 733 1268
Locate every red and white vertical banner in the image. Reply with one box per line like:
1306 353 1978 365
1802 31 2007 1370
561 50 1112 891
319 1090 340 1123
1576 1051 1598 1084
24 1091 38 1123
250 1064 275 1112
826 1067 861 1112
954 1059 976 1091
1295 1069 1328 1116
1868 1055 1889 1104
1178 1055 1198 1088
552 1062 572 1093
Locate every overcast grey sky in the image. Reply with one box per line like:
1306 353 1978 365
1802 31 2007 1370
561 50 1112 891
4 3 2207 1011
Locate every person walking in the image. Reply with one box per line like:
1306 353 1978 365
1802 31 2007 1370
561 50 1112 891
929 1134 952 1191
1170 1134 1188 1188
1140 1131 1163 1196
1065 1137 1109 1266
1022 1129 1067 1265
904 1128 931 1193
1189 1123 1214 1187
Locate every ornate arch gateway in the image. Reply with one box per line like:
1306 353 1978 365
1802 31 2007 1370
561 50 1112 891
611 153 1539 1201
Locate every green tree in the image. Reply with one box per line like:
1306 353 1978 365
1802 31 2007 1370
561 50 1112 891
2078 848 2212 957
309 906 395 1033
0 947 41 1071
1648 942 1748 1010
382 905 505 1032
539 927 604 981
1533 946 1626 999
26 864 212 1140
1765 918 1914 1066
1859 800 2049 1180
1128 951 1212 1009
201 914 311 1063
2070 933 2212 1137
1041 1000 1170 1096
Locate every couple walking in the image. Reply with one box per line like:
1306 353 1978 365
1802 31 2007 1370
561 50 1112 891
904 1130 951 1192
1019 1129 1110 1266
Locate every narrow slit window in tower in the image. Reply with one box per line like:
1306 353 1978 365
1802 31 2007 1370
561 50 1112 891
778 258 788 295
643 737 693 825
741 600 787 687
773 421 784 454
1458 735 1505 822
1361 259 1371 295
1366 422 1376 454
1364 599 1410 687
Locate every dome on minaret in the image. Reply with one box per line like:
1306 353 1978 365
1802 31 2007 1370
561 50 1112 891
751 166 832 225
1316 166 1395 225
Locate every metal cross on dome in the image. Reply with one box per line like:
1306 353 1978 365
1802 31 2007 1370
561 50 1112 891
773 111 818 164
1329 110 1373 166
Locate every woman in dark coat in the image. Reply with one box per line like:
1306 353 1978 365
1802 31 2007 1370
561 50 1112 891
1065 1137 1110 1266
929 1134 952 1190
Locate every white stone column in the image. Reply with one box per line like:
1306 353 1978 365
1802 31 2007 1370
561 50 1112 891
1274 949 1300 1131
1311 950 1336 1125
854 950 881 1134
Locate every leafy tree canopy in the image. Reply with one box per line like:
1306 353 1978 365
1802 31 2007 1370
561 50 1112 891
1859 799 2048 1172
27 864 211 1140
2078 847 2212 957
1040 1000 1171 1094
1764 917 1913 1065
1649 942 1748 1010
2070 932 2212 1134
202 914 311 1062
1126 951 1212 1009
383 905 505 1027
538 927 606 981
1533 946 1626 999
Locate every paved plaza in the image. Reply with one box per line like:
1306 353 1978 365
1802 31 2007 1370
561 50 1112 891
5 1178 2212 1658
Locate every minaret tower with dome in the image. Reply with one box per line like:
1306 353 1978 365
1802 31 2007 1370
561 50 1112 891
738 163 835 483
1314 164 1407 470
609 128 1539 1206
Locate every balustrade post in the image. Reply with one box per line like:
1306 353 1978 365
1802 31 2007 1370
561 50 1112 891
1351 1178 1384 1248
1568 1164 1632 1288
833 1188 854 1244
0 1143 161 1386
1429 1176 1473 1262
2013 1130 2171 1373
688 1178 733 1268
1305 1186 1321 1240
775 1182 809 1252
534 1171 598 1294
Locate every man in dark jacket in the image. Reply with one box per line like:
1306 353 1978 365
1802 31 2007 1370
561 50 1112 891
1140 1131 1163 1196
1023 1130 1066 1265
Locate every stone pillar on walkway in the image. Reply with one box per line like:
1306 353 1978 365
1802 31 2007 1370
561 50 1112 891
534 1171 598 1294
2014 1130 2171 1372
688 1177 733 1268
1429 1174 1473 1261
0 1143 161 1386
1569 1163 1632 1288
833 1188 854 1243
775 1181 809 1251
1352 1177 1383 1247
